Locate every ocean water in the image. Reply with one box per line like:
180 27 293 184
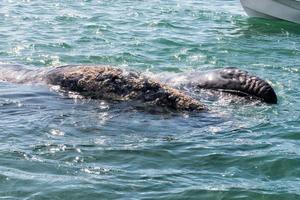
0 0 300 199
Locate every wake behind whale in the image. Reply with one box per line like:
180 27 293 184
0 64 277 112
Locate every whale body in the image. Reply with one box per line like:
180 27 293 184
0 64 277 112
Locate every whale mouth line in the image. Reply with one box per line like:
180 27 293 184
208 89 272 103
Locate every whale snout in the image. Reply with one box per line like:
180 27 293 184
255 81 277 104
236 70 278 104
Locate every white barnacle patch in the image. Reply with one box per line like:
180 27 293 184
49 85 62 92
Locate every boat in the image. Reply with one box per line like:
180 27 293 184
240 0 300 24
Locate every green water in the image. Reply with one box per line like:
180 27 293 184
0 0 300 199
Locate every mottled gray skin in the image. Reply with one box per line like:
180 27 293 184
45 65 206 112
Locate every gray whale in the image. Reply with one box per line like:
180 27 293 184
0 65 277 112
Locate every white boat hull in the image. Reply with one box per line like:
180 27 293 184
240 0 300 24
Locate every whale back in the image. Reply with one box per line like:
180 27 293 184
45 65 206 112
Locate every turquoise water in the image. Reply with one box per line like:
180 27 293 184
0 0 300 199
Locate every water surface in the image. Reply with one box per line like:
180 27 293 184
0 0 300 199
